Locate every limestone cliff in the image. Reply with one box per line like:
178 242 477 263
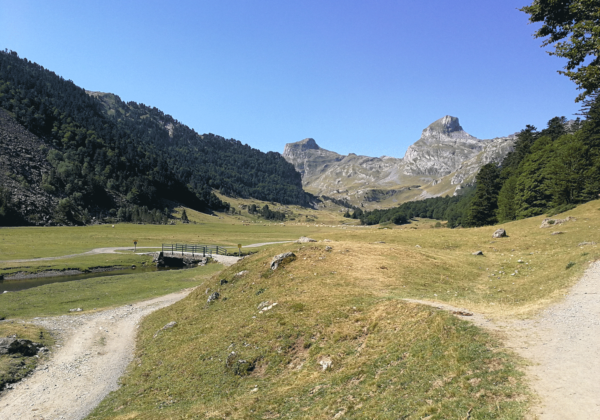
282 116 515 207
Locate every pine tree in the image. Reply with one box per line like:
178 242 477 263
464 163 502 227
513 137 554 218
496 176 518 222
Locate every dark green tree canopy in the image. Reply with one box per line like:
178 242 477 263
521 0 600 101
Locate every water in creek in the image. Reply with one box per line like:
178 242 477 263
0 266 184 293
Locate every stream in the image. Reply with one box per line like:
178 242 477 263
0 266 185 293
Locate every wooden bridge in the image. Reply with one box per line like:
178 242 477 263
161 243 228 257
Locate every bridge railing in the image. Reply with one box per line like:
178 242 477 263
161 243 228 257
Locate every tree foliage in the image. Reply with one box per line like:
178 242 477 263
521 0 600 101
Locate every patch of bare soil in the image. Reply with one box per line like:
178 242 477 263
406 261 600 419
0 289 193 420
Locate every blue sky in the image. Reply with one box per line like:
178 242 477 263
0 0 581 157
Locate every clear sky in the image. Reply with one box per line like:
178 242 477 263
0 0 581 157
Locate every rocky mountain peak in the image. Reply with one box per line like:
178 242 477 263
297 138 320 150
423 115 464 136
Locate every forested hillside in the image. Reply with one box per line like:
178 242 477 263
360 108 599 227
0 50 308 225
89 91 308 205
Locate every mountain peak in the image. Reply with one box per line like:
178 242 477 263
425 116 463 134
296 138 320 151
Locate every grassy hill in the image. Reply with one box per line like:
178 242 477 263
81 200 600 419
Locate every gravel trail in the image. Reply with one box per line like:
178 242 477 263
0 289 193 420
405 260 600 419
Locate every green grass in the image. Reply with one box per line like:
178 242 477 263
87 245 527 419
0 253 154 277
0 264 222 319
0 220 340 260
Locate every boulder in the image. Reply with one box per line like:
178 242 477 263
0 337 42 356
270 252 296 270
492 229 507 238
297 236 316 243
207 292 220 304
472 251 484 256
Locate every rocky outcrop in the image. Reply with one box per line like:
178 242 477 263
0 108 59 225
282 116 515 207
0 337 43 356
270 252 296 270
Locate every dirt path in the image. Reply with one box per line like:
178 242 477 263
0 289 193 420
405 261 600 419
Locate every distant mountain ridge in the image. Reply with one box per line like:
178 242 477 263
283 116 516 207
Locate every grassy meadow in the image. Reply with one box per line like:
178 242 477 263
1 199 598 418
0 264 222 319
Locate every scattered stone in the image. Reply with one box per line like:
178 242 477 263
259 302 278 313
415 245 422 248
518 259 524 263
207 292 220 304
235 270 249 277
297 236 317 243
318 357 333 371
551 231 565 235
540 216 576 228
578 241 597 247
492 228 507 238
226 351 256 376
220 279 229 285
322 239 332 242
452 311 473 317
257 301 271 310
472 251 484 256
325 246 332 251
69 308 83 312
153 321 178 338
374 241 386 244
270 252 296 270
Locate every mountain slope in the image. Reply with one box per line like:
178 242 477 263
283 116 515 207
0 108 57 225
0 50 308 225
88 91 309 206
